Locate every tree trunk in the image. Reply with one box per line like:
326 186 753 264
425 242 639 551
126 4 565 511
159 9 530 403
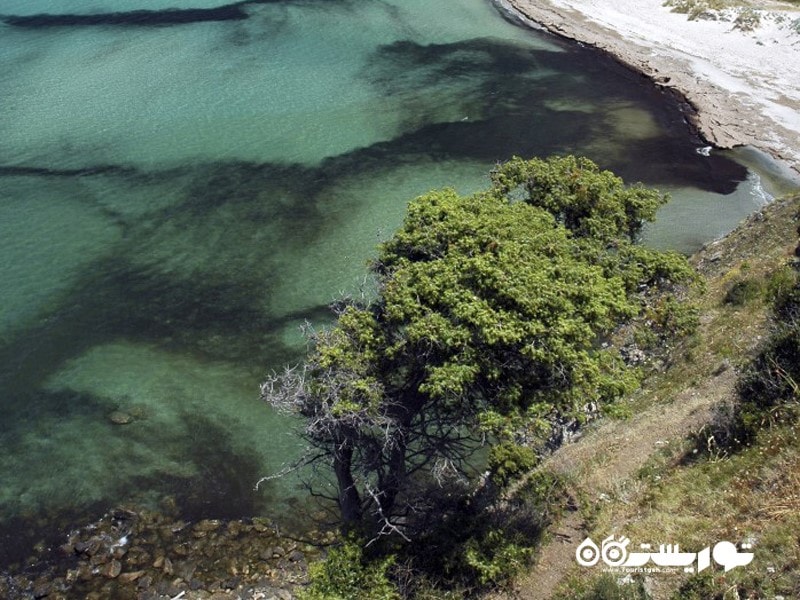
378 437 406 516
333 440 362 525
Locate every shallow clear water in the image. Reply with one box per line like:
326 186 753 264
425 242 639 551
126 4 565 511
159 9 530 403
0 0 788 565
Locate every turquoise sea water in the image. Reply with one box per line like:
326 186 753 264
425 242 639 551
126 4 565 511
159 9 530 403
0 0 790 565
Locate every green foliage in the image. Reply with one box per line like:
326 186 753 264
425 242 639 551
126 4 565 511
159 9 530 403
402 472 561 594
766 265 797 303
724 267 799 308
299 539 399 600
462 529 532 587
519 470 567 507
488 442 538 487
647 294 700 339
490 155 666 241
265 155 697 536
723 277 764 306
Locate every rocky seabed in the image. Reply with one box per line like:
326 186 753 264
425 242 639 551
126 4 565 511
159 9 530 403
0 507 329 600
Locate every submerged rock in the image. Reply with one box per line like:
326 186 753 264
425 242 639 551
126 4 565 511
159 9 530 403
108 410 134 425
101 559 121 578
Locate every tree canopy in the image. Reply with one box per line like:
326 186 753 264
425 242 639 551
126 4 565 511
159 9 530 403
262 156 695 536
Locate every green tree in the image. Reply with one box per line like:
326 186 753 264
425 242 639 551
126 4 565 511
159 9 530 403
262 156 694 535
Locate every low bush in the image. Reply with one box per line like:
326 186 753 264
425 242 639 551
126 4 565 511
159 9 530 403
663 0 729 21
723 277 763 306
732 7 761 32
299 538 399 600
488 442 538 487
391 471 565 595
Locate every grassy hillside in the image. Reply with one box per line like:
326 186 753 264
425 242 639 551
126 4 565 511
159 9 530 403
502 191 800 600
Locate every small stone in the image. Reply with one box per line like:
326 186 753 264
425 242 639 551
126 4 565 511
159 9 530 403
227 521 243 537
108 410 134 425
288 550 304 562
271 546 285 558
119 570 146 583
163 557 174 576
77 564 94 581
167 582 185 597
221 576 240 589
170 520 189 533
176 559 198 581
102 559 122 578
252 519 270 533
259 549 273 561
194 519 221 533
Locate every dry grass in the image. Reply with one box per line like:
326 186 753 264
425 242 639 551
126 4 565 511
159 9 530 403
758 449 800 520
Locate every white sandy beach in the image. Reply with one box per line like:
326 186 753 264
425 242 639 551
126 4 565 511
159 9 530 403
500 0 800 175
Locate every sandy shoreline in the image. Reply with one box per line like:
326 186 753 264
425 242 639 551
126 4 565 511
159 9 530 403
495 0 800 177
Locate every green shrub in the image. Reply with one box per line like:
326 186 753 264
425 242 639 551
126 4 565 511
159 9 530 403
649 294 700 339
766 266 798 304
398 471 561 594
463 529 533 587
488 442 538 487
299 539 399 600
456 472 563 586
723 278 764 306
